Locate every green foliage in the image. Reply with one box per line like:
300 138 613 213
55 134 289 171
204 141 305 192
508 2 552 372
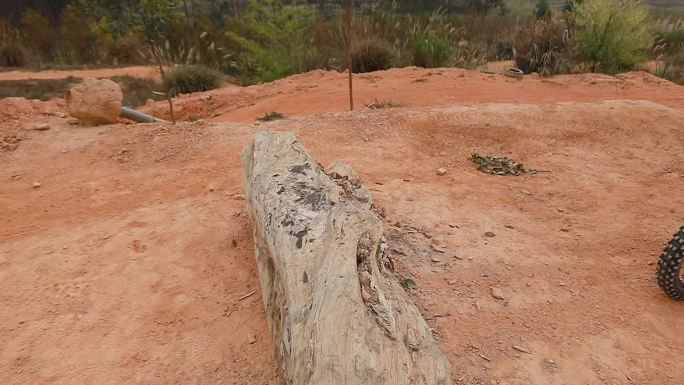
401 278 417 289
495 40 514 59
134 0 178 43
514 17 573 75
656 51 684 84
535 0 551 19
572 0 655 73
651 18 684 84
258 111 286 122
411 32 454 68
407 10 463 68
59 3 97 63
352 39 392 73
227 0 317 83
164 65 224 96
654 17 684 53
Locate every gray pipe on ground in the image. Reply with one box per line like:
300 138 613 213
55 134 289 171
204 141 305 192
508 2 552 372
121 107 168 123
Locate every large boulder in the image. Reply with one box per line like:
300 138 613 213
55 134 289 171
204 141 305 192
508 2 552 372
66 78 123 125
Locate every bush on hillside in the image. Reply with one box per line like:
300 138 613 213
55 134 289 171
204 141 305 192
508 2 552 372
571 0 655 73
352 39 392 73
164 65 224 96
514 18 573 75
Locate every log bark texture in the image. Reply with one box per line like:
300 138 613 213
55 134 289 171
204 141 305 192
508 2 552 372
242 130 453 385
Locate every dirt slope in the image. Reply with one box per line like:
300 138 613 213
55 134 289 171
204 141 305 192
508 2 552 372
138 67 683 122
1 69 683 385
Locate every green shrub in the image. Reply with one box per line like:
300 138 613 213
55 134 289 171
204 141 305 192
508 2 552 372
227 0 317 83
657 52 684 84
411 32 453 68
535 0 552 19
495 40 514 60
352 39 392 73
571 0 655 73
164 65 224 96
514 18 573 75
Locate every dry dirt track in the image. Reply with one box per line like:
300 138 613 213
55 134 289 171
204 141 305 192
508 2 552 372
1 68 684 385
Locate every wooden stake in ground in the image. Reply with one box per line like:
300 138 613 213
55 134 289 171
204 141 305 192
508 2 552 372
242 130 453 385
149 42 176 124
345 0 354 111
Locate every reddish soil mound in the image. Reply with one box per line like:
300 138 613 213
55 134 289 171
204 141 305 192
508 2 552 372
0 68 683 384
139 67 683 122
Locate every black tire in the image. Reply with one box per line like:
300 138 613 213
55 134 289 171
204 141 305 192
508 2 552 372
656 225 684 300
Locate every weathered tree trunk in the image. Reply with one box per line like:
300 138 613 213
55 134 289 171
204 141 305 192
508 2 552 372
242 130 453 385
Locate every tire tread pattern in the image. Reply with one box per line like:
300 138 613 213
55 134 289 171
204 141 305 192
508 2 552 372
656 225 684 300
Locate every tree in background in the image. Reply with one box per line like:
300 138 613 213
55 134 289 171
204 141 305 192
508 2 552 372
132 0 179 122
19 9 52 59
60 3 98 63
572 0 655 73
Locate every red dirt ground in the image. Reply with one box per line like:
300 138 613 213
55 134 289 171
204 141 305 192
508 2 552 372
1 67 683 385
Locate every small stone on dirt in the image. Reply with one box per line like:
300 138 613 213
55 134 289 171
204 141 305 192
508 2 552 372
431 240 446 253
32 181 41 189
490 287 506 300
33 123 50 131
485 231 496 238
512 345 531 354
431 256 441 263
437 167 447 176
248 334 257 344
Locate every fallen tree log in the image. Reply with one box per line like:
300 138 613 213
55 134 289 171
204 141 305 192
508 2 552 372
242 130 453 385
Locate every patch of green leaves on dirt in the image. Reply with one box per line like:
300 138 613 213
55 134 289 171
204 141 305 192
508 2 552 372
401 278 417 289
258 111 285 122
471 153 548 176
